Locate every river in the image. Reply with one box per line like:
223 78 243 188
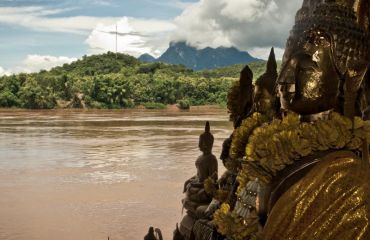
0 107 233 240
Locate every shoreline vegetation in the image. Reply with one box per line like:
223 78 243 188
0 52 276 110
0 104 226 112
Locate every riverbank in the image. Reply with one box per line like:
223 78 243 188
0 104 227 113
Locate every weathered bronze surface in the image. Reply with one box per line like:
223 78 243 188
264 0 370 239
227 65 254 128
253 47 278 116
263 154 370 240
279 0 369 117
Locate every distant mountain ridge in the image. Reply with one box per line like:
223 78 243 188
139 42 260 70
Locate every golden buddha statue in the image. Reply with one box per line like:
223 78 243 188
212 1 370 240
264 1 370 239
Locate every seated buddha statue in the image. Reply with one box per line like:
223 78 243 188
183 121 218 196
195 121 218 184
179 122 218 239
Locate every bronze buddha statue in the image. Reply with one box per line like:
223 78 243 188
227 65 254 128
212 1 370 240
264 1 370 239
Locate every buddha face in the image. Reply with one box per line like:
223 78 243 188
278 30 341 115
199 135 213 154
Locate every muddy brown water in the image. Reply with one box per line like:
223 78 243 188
0 108 232 240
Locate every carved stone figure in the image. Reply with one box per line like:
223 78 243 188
196 121 218 183
179 122 218 239
253 47 278 116
227 65 254 128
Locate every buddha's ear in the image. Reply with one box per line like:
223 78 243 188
363 70 370 106
277 56 299 109
345 62 369 93
357 0 370 31
343 64 369 119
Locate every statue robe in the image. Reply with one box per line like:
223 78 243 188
263 152 370 240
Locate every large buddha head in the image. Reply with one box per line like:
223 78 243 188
278 1 369 118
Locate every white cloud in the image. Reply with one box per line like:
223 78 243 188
86 17 176 57
0 6 118 34
249 47 285 60
9 55 77 74
0 66 11 76
0 6 176 57
172 0 301 56
0 1 301 64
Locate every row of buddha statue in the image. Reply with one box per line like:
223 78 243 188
176 46 279 240
146 0 370 239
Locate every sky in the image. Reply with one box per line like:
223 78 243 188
0 0 302 75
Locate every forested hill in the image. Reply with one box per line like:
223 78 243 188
0 52 272 109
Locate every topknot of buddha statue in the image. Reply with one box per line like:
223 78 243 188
279 0 370 117
199 121 214 154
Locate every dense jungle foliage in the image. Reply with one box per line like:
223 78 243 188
0 52 274 109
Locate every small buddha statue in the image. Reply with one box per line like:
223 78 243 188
227 65 254 128
253 47 278 117
195 121 218 183
179 122 219 238
183 122 218 206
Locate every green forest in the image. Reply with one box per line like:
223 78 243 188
0 52 272 109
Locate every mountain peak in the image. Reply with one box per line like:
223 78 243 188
138 53 156 63
140 42 259 70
